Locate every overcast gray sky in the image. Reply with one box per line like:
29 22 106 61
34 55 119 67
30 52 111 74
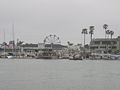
0 0 120 45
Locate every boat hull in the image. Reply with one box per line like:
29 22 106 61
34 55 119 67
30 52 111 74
36 56 58 59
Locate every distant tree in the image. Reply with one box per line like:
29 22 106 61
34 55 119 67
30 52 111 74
9 41 15 45
82 28 88 47
2 42 7 46
103 24 108 38
77 43 82 46
67 41 73 46
67 41 70 45
17 41 24 46
110 30 114 39
89 26 95 42
106 30 111 38
84 44 89 49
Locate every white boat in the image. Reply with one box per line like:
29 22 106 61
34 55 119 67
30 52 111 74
7 55 15 59
90 53 111 60
110 55 120 60
7 53 16 59
90 53 120 60
69 54 83 60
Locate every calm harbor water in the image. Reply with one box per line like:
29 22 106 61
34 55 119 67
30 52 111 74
0 59 120 90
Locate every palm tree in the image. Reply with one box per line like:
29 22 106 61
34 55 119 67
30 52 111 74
67 41 73 46
105 30 114 53
109 30 114 53
17 41 24 46
110 31 114 39
106 30 110 38
89 26 94 42
103 24 108 38
2 42 7 46
81 28 88 59
82 28 88 47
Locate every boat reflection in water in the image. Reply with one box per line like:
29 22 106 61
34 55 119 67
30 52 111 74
36 48 58 59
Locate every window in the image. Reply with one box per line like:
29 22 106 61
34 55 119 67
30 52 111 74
112 41 117 44
94 41 100 44
100 46 106 48
112 46 117 49
102 41 111 45
90 46 98 49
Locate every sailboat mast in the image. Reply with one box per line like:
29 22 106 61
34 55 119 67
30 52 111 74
3 28 6 58
12 23 15 53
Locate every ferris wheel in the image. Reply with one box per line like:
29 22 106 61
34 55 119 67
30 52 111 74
44 34 61 44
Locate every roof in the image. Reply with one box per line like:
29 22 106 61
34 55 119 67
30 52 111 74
22 44 38 47
21 44 67 49
92 38 117 41
45 44 67 49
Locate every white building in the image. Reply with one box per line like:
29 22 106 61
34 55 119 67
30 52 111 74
90 36 120 53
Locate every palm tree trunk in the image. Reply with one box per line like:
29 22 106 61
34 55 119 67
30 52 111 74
84 34 86 59
84 34 85 47
110 35 112 53
105 29 106 39
105 29 107 53
111 35 112 39
91 34 92 42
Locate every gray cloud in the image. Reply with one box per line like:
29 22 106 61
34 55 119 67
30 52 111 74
0 0 120 44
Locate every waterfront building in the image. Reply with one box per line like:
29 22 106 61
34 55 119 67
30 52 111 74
21 43 38 57
90 36 120 53
21 43 68 57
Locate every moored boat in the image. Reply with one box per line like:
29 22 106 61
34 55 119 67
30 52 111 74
90 53 120 60
69 54 83 60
